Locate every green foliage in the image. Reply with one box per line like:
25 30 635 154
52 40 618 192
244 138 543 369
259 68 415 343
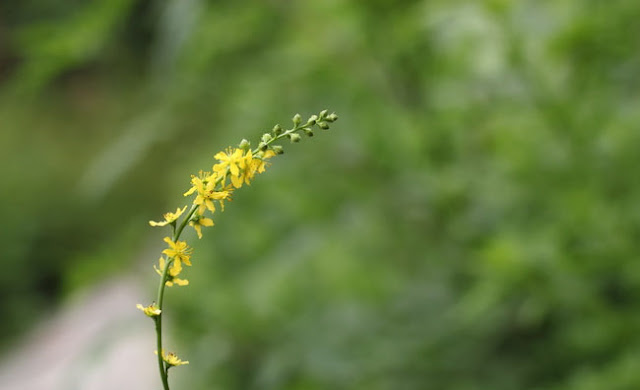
1 0 640 389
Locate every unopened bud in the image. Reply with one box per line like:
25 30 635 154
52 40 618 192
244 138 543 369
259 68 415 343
272 145 284 155
238 139 250 150
272 124 283 135
318 121 330 130
326 113 338 122
292 114 302 127
289 133 301 143
319 109 328 119
303 127 314 137
261 133 273 143
259 141 268 151
306 115 318 126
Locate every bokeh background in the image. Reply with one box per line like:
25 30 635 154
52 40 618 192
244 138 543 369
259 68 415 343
2 0 640 389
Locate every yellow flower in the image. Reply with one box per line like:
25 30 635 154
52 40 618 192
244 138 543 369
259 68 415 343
243 149 276 184
149 206 188 227
184 173 232 214
162 237 193 266
215 148 277 189
183 170 211 197
256 149 276 173
154 257 189 287
136 302 161 317
155 350 189 366
213 147 245 177
189 214 214 239
230 150 256 187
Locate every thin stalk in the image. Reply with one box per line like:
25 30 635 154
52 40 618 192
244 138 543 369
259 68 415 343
155 204 197 389
155 262 171 390
174 205 198 241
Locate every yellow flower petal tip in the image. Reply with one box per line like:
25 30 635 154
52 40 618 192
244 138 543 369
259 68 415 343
149 206 188 227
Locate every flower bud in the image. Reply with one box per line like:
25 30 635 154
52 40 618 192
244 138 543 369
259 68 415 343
292 114 302 126
238 139 250 150
261 133 273 143
272 124 283 135
318 121 330 130
259 141 269 151
289 133 301 143
303 127 314 137
272 145 284 155
319 109 328 119
326 113 338 122
306 115 318 126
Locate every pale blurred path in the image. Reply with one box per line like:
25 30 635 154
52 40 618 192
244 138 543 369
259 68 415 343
0 278 157 390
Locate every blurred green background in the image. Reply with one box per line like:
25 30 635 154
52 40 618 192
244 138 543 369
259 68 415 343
2 0 640 389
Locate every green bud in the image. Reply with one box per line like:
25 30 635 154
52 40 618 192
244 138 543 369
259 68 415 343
326 113 338 122
292 114 302 127
319 109 328 119
289 133 301 143
317 121 330 130
306 115 318 126
238 138 250 150
272 145 284 155
272 124 283 135
303 127 314 137
261 133 273 143
259 141 268 151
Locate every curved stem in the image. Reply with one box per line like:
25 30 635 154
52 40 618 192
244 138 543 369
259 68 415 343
154 204 198 390
156 261 171 390
250 122 306 155
174 205 198 241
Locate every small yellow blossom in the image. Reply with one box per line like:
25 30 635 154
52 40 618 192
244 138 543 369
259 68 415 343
183 170 211 197
256 149 276 173
155 350 189 366
213 148 274 189
189 214 214 239
213 147 245 178
184 173 232 214
136 302 161 317
154 257 189 287
149 206 188 227
231 150 256 187
162 237 192 266
244 149 276 183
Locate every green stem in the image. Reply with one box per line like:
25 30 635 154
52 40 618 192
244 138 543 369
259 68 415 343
156 262 171 390
250 122 307 155
155 204 197 390
174 205 198 241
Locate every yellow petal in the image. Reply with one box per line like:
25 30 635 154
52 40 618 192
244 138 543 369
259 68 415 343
192 223 203 239
173 278 189 286
231 174 243 189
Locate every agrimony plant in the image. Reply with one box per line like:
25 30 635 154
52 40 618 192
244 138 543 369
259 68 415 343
137 110 338 389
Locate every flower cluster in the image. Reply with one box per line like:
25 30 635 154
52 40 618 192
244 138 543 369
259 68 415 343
137 110 337 386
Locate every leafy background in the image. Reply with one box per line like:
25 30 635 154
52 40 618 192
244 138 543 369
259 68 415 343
2 0 640 389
